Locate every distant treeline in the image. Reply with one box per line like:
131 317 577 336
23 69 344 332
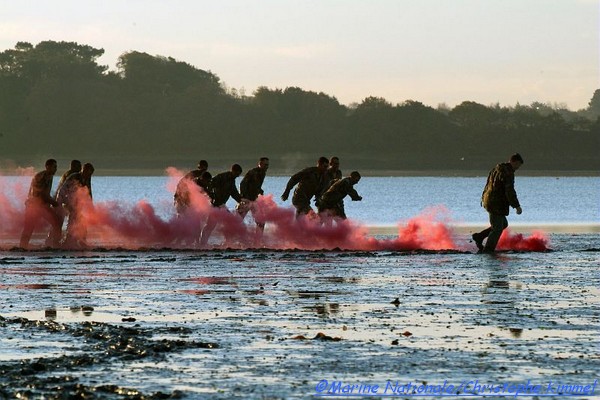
0 40 598 174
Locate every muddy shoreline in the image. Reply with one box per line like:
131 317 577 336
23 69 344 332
1 233 598 399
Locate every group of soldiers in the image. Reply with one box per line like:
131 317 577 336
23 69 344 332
18 153 523 253
280 156 362 218
19 156 362 249
19 159 95 249
174 156 363 245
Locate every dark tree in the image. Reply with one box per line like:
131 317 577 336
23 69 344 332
0 40 597 173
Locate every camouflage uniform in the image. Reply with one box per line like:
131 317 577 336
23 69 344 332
317 168 342 206
324 168 342 189
28 170 57 205
57 172 93 205
318 177 362 219
237 166 267 226
20 169 61 248
56 168 81 200
482 163 520 216
282 167 326 215
240 166 266 201
209 171 242 207
184 168 207 181
174 167 208 214
199 170 241 246
476 162 521 252
57 171 93 247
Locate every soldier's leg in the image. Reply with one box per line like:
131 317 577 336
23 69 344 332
199 213 218 247
472 226 492 251
250 205 265 232
483 213 508 252
63 206 80 248
46 206 64 247
317 201 331 224
293 201 313 218
42 206 62 247
243 204 264 247
236 199 250 220
479 227 492 239
335 203 347 220
19 204 38 248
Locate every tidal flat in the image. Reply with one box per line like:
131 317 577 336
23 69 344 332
0 233 598 399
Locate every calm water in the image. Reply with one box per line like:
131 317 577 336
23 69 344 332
88 176 599 225
0 241 599 398
1 175 599 398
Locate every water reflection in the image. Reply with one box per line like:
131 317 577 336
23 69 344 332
481 256 525 338
44 308 57 320
317 276 361 284
509 328 524 338
303 302 340 317
0 241 597 398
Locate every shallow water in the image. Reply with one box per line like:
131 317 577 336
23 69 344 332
80 175 600 225
3 175 599 226
1 233 598 399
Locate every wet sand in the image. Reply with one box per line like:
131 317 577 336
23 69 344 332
0 232 599 399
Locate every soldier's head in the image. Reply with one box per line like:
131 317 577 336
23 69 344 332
349 171 361 184
329 157 340 171
45 159 58 175
82 163 95 179
198 160 208 171
317 157 329 172
509 153 524 170
258 157 270 171
231 163 243 178
70 159 82 172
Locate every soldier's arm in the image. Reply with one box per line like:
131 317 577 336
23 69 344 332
348 187 362 201
231 180 242 203
316 173 333 202
282 170 304 199
502 167 520 209
40 176 58 207
246 170 260 195
239 176 249 198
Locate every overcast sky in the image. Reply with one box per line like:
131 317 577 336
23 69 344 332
1 0 598 110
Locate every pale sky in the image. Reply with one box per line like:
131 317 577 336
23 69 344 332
1 0 598 110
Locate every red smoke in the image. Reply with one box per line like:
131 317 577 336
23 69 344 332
497 229 549 252
83 171 219 248
366 207 458 251
0 174 34 235
0 170 550 252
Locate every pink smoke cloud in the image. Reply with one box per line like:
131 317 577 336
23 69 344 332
497 229 549 252
0 168 550 252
